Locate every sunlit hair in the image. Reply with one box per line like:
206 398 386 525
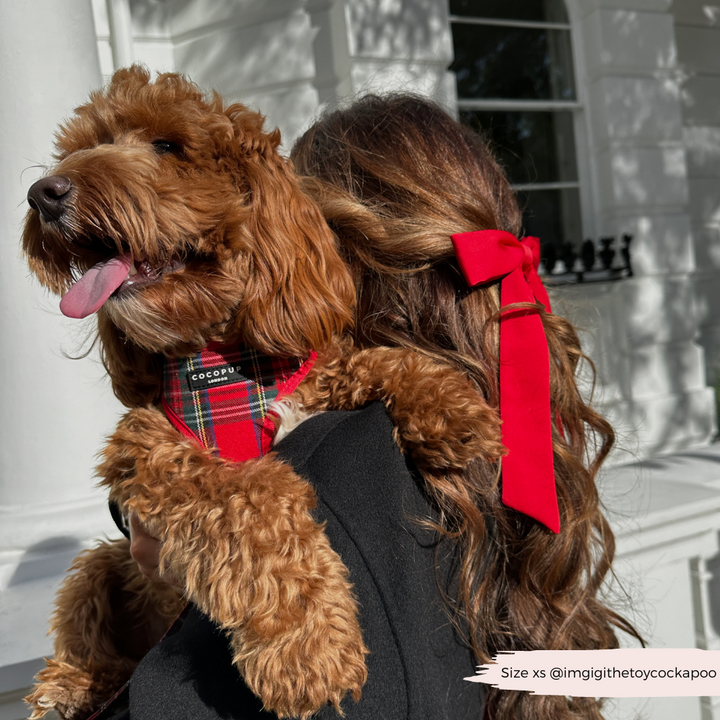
291 94 640 720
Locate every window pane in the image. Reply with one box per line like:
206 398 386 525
449 0 569 24
451 24 575 100
460 110 578 185
516 187 583 258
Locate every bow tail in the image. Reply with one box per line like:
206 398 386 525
499 269 560 533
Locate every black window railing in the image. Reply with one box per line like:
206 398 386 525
541 234 633 285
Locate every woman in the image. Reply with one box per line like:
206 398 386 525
123 94 637 720
289 94 640 720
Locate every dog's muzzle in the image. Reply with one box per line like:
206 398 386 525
27 175 73 222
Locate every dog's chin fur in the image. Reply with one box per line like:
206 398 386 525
99 266 242 356
22 66 507 720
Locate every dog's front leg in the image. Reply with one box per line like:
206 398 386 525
25 538 184 720
299 343 508 470
100 406 367 719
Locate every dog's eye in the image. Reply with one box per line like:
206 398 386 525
152 140 180 155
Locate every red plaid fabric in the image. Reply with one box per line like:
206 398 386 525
161 343 317 462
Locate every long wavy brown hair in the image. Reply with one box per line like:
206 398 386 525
291 94 640 720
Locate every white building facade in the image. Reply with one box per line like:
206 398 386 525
2 1 720 718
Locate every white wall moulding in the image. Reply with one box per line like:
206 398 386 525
556 274 716 456
626 342 706 401
239 83 326 151
173 10 317 96
92 0 115 78
621 276 700 346
349 60 456 106
582 9 678 75
688 177 720 226
589 76 683 145
346 0 454 107
599 145 689 208
163 0 302 39
559 275 701 354
555 281 633 396
613 388 716 455
681 77 720 126
684 126 720 178
616 214 694 276
457 99 582 111
346 0 453 61
305 0 354 104
694 269 720 386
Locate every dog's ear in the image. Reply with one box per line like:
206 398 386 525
97 312 163 407
221 105 355 356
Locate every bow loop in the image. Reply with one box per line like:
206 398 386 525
452 230 524 287
450 229 559 533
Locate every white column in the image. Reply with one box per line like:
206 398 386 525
106 0 135 69
0 0 121 587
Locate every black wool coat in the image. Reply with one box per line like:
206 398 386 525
120 402 484 719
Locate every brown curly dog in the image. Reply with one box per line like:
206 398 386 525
21 66 504 720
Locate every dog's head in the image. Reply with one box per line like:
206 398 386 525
23 66 354 405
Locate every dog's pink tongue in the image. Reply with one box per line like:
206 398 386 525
60 254 133 319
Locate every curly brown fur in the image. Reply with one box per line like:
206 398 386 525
299 338 506 470
25 539 183 720
22 68 500 719
291 94 644 720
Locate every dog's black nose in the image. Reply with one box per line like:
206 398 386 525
27 175 73 222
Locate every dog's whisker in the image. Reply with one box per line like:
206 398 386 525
20 163 49 184
40 240 54 258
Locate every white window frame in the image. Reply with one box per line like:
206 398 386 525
449 2 596 244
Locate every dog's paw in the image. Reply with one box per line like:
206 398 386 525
230 464 369 718
233 626 367 719
384 357 507 470
230 569 368 719
25 661 99 720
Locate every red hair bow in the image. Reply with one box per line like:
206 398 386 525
451 229 560 533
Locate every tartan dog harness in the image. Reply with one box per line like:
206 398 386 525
161 342 317 462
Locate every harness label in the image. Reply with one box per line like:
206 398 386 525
187 362 245 391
